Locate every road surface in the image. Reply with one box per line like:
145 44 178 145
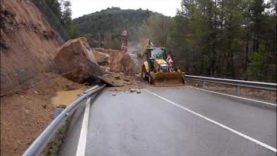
59 86 277 156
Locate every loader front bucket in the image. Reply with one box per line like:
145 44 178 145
153 72 185 86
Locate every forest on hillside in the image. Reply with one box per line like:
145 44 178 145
73 7 161 49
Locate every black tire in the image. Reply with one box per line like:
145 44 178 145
141 66 148 81
182 77 185 84
148 75 154 84
142 71 148 81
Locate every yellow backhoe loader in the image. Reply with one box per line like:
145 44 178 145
140 40 184 85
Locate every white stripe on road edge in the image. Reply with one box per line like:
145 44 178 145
145 89 277 153
76 98 91 156
192 87 277 107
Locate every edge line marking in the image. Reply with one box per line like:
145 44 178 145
76 98 91 156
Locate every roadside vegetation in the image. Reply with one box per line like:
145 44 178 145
32 0 79 40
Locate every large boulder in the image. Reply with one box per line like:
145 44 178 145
54 37 102 82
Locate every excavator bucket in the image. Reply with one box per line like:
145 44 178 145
153 72 185 86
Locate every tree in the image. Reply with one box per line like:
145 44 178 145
46 0 62 19
246 44 269 81
142 15 173 47
60 1 79 38
243 0 276 81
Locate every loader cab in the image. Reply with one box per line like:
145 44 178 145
144 48 167 60
144 47 167 72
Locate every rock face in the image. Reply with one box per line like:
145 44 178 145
54 37 102 82
0 0 61 95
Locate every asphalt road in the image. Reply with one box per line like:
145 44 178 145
59 86 276 156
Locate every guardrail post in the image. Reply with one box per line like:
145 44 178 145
236 86 240 95
203 81 206 88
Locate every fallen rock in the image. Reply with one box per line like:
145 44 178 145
54 37 102 83
98 74 124 87
42 104 47 109
130 88 136 93
100 66 111 73
94 48 138 76
33 90 39 94
114 75 120 80
123 77 130 82
93 50 110 65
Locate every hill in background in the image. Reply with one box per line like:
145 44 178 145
73 7 162 49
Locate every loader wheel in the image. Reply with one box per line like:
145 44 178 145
141 66 148 81
182 77 185 84
141 71 147 81
148 75 154 84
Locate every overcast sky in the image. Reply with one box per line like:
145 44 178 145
70 0 182 19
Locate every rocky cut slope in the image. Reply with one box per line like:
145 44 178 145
0 0 62 95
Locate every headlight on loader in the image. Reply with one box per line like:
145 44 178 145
160 64 168 72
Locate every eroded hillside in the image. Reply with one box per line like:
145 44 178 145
0 0 62 95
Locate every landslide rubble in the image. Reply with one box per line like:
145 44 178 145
94 48 137 76
93 48 139 87
54 38 139 87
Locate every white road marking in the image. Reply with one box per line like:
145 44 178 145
192 87 277 107
76 98 91 156
145 89 277 153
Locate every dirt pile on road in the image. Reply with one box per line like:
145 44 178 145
99 72 137 87
0 73 88 156
1 0 61 95
54 37 102 83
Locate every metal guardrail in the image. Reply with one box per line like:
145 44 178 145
185 75 277 91
23 84 106 156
